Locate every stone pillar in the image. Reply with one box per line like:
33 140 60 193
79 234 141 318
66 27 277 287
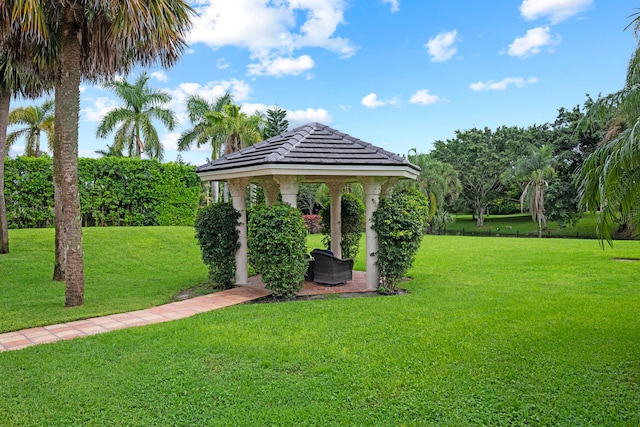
326 180 345 258
361 177 385 291
260 178 279 206
228 178 250 285
276 175 299 207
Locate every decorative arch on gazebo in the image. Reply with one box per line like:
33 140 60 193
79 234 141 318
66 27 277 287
196 122 420 291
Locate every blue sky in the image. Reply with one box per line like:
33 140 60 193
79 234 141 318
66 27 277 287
9 0 640 165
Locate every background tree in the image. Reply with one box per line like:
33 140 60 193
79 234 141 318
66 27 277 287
178 92 233 203
546 101 602 227
207 104 264 155
431 126 536 227
7 98 54 157
262 105 289 139
515 146 555 237
405 151 461 227
96 72 176 161
2 0 193 306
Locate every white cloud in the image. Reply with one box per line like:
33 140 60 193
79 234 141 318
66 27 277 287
216 58 230 70
410 89 439 105
508 26 559 57
361 93 386 109
361 93 400 108
188 0 355 76
150 71 168 82
520 0 593 24
247 55 315 77
382 0 399 13
286 108 333 127
470 77 538 91
162 132 181 151
81 97 119 122
425 30 459 62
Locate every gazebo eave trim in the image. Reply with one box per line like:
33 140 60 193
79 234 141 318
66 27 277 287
196 163 420 182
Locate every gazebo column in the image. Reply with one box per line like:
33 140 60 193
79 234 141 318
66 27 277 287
228 177 250 285
276 175 299 207
361 177 385 291
259 178 280 206
381 178 399 196
326 180 345 258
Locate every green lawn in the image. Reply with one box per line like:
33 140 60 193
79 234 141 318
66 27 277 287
447 213 601 238
1 228 640 425
0 227 208 333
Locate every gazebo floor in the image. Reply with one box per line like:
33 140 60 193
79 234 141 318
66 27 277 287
243 270 374 298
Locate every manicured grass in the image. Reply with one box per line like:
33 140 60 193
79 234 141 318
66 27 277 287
1 230 640 425
0 227 208 333
447 213 601 238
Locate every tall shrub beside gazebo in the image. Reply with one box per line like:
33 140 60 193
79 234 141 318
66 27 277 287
196 122 420 291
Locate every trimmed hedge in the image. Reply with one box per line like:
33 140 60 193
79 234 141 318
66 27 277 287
373 186 430 294
248 203 308 299
194 202 240 288
4 157 200 228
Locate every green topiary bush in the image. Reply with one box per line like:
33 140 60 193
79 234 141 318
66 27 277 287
373 186 430 294
319 192 365 259
248 203 308 299
194 202 240 289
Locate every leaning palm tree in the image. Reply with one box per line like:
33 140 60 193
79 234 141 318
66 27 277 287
97 72 176 160
1 0 193 306
577 20 640 243
7 98 54 157
516 145 555 238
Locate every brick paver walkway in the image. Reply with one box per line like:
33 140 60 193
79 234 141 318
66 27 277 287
0 271 370 353
0 286 271 353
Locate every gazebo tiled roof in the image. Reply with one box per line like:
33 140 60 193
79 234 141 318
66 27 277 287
196 122 420 182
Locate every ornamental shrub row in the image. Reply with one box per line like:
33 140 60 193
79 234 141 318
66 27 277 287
4 157 200 228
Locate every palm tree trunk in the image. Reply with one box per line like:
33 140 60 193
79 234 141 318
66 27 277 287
56 9 85 306
0 91 10 254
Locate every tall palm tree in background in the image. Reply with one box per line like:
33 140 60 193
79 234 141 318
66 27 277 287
577 18 640 243
0 55 52 255
406 151 462 226
96 72 176 161
207 104 265 155
178 92 233 203
178 92 233 158
7 99 54 157
516 145 555 238
1 0 193 306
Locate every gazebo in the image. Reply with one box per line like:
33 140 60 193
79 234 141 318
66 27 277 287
196 122 420 291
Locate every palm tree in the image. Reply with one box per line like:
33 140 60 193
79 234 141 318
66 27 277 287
1 0 193 306
406 151 462 224
178 92 233 158
178 92 233 203
0 55 53 255
577 21 640 243
97 72 176 161
7 99 54 157
206 104 265 155
516 146 555 238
